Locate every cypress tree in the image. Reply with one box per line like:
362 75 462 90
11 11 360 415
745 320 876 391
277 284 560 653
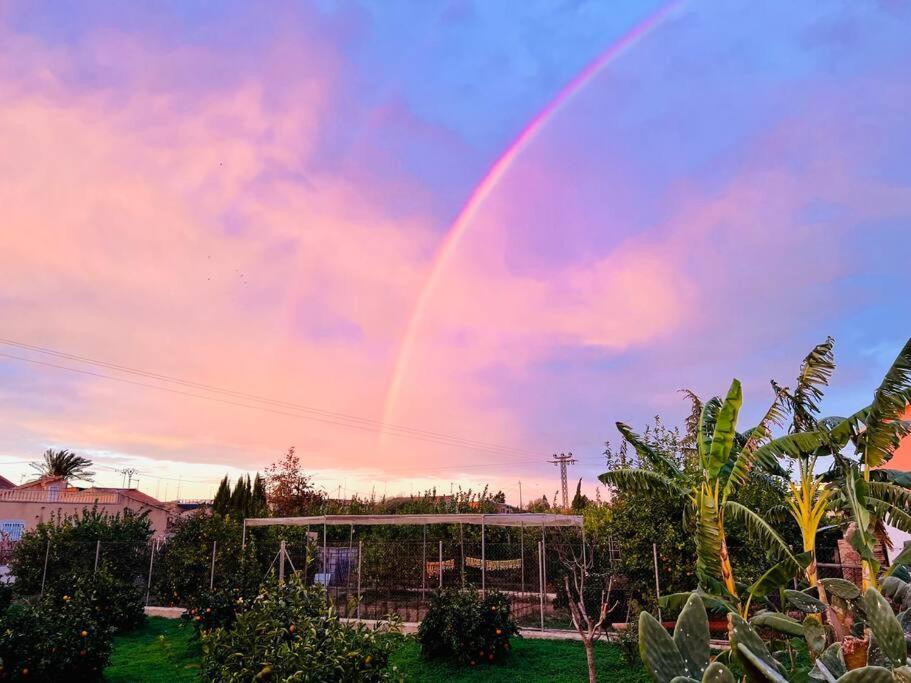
251 473 268 516
213 476 231 515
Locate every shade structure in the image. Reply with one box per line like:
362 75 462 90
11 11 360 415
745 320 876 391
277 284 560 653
243 513 582 529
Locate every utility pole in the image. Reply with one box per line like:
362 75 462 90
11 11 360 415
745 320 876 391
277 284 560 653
550 452 576 510
116 467 140 488
518 481 523 511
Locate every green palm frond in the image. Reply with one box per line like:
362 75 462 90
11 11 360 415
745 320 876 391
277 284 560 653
723 387 790 499
828 406 870 449
29 448 94 481
679 388 704 452
695 485 723 589
615 422 683 479
842 467 880 569
868 498 911 535
747 552 812 598
861 337 911 468
870 468 911 487
598 468 684 498
790 337 835 432
698 397 721 473
723 500 798 565
708 380 742 479
868 481 911 510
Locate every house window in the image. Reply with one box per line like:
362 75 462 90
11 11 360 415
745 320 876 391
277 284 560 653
0 521 25 541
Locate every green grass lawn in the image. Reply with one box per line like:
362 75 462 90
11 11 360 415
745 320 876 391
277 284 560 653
105 617 201 682
105 617 647 682
390 636 649 682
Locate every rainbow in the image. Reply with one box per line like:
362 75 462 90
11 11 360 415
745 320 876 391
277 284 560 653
381 0 684 435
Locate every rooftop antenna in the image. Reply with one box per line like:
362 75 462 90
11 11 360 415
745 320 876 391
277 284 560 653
550 452 577 510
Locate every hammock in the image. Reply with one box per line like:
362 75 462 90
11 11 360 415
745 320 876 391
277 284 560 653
465 557 522 571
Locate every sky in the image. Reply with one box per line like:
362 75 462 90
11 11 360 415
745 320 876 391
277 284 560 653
0 1 910 505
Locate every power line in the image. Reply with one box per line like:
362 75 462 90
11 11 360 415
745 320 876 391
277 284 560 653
0 350 545 459
0 339 538 458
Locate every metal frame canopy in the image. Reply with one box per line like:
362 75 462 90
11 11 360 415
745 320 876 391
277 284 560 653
243 513 582 529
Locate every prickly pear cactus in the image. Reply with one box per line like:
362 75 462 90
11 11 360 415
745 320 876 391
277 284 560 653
810 643 846 681
674 594 711 679
834 666 894 682
750 611 804 637
729 613 787 682
784 589 826 614
700 661 735 683
863 587 906 667
803 614 827 659
820 578 861 601
639 610 686 683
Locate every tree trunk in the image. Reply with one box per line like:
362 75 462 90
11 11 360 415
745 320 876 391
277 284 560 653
584 639 597 683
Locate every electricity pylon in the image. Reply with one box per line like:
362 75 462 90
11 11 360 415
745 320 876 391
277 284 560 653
551 452 576 510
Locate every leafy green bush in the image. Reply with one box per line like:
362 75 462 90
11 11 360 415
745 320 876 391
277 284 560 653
417 587 519 666
10 507 152 598
0 584 13 615
184 580 259 634
0 587 113 681
44 569 146 632
200 575 401 681
153 512 293 607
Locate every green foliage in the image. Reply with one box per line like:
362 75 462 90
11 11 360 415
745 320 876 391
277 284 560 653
10 507 152 597
43 569 146 632
0 579 114 681
183 562 262 634
29 448 95 481
152 512 279 607
617 608 642 668
200 575 401 681
418 587 519 666
213 473 267 518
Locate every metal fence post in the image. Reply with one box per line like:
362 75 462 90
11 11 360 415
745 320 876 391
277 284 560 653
422 525 427 601
279 540 286 583
459 523 465 588
145 540 155 605
40 539 50 597
520 523 525 594
438 540 443 589
94 540 101 575
652 543 662 623
356 540 363 620
209 541 217 591
538 540 545 631
481 520 486 595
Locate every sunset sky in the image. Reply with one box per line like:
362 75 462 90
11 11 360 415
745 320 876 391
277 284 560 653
1 1 910 503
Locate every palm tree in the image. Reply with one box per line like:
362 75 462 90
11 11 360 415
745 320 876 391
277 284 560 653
771 337 836 592
600 379 820 610
821 338 911 589
30 449 95 482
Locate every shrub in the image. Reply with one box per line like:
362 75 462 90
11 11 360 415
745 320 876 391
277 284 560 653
10 507 152 598
183 579 259 634
44 569 146 632
0 588 113 681
0 584 13 615
154 512 314 608
417 587 519 666
200 575 401 681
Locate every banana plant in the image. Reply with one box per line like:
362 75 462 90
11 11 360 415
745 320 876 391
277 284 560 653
824 338 911 590
601 378 823 608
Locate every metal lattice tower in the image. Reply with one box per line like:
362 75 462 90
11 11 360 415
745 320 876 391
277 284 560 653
550 452 576 509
